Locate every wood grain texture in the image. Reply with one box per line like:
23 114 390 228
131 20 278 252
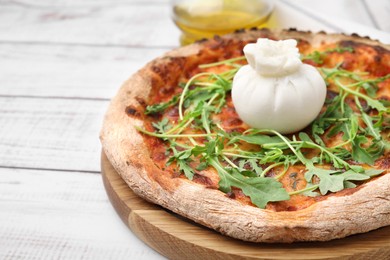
0 97 107 172
1 0 388 258
0 0 180 47
362 0 390 32
0 167 165 260
0 43 169 98
290 0 376 29
278 0 390 43
101 152 390 260
269 1 334 33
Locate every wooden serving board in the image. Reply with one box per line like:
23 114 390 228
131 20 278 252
101 152 390 260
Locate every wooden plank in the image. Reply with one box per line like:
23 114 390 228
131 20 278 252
270 1 334 33
279 0 390 44
363 0 390 32
284 0 375 28
0 167 165 260
0 0 180 47
3 0 170 6
0 43 169 98
0 2 342 100
0 97 106 172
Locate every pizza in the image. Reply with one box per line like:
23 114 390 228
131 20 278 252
100 28 390 243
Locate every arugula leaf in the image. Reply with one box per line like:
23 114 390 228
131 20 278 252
230 134 284 146
196 162 208 171
146 96 179 114
305 167 344 195
304 166 382 196
229 169 290 208
301 46 354 64
213 74 232 91
302 51 323 64
344 181 357 188
209 157 289 208
366 97 387 112
152 118 171 133
177 159 195 180
302 184 321 197
342 113 359 141
364 169 384 177
361 82 378 97
166 148 195 179
298 132 313 143
247 158 263 176
260 149 285 164
237 158 262 176
352 135 375 165
341 170 370 181
361 112 381 140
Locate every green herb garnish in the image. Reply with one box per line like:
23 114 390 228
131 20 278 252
137 46 389 209
301 46 354 65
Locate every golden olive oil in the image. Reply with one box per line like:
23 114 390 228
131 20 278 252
172 0 274 45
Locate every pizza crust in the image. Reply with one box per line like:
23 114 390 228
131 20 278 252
100 29 390 242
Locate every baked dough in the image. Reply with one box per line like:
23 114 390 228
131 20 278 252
101 29 390 242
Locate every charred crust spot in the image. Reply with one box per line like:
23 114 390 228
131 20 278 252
135 97 146 107
126 161 130 166
213 35 222 41
341 40 388 54
359 99 371 113
152 152 167 162
195 38 208 43
192 173 214 187
287 206 298 211
172 171 181 178
350 33 371 40
376 155 390 170
326 90 339 101
374 55 381 63
125 106 141 117
234 28 246 33
150 57 187 86
225 118 243 126
286 28 312 34
133 161 143 169
265 168 277 178
225 127 246 133
151 64 162 74
166 106 179 118
339 40 360 50
249 27 259 31
159 85 175 96
373 45 390 56
209 37 234 51
226 191 236 199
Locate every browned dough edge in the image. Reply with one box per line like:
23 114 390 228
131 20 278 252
100 29 390 243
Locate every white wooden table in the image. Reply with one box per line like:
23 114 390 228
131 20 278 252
0 0 388 259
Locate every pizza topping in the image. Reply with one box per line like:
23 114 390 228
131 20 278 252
125 106 141 117
232 39 327 134
138 39 390 210
301 46 354 65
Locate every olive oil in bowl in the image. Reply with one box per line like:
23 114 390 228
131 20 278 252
172 0 274 45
